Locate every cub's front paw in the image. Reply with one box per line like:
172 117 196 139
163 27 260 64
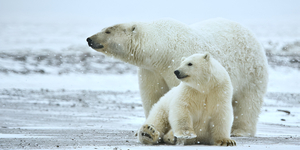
215 138 236 146
173 129 197 145
138 124 161 144
174 129 197 139
163 130 175 144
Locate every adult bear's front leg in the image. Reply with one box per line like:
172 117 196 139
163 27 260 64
138 68 169 118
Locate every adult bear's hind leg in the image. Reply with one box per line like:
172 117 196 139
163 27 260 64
231 88 265 137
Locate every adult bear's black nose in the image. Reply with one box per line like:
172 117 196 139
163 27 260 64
86 38 104 49
86 38 93 46
174 70 180 76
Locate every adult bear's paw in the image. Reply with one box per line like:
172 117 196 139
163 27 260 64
215 138 236 146
231 129 251 137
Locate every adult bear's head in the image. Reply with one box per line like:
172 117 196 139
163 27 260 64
87 19 190 68
87 23 141 62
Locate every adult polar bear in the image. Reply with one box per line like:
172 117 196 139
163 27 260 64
87 18 269 137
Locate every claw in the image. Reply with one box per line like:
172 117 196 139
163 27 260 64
138 124 160 144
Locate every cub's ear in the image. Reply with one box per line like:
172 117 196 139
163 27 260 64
132 25 137 32
204 52 210 61
181 57 186 62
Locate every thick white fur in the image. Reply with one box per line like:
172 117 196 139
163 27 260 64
138 53 235 145
88 18 269 136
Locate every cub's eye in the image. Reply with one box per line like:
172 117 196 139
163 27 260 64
188 63 193 66
105 31 111 34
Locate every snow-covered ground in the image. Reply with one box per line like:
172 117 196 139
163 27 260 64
1 1 300 149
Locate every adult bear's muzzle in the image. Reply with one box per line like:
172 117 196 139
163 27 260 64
86 38 104 49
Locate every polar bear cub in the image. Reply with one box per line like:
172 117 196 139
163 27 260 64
138 53 236 146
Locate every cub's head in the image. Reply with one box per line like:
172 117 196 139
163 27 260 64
174 53 212 85
86 23 139 59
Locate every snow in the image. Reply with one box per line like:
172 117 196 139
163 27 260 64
0 74 138 91
268 67 300 93
0 133 51 139
0 0 300 149
88 145 300 150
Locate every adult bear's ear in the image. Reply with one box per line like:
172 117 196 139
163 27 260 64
132 25 137 32
204 52 210 61
181 57 186 62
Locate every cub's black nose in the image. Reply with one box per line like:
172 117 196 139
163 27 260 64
174 70 180 76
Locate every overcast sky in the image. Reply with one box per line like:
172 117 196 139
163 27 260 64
0 0 300 25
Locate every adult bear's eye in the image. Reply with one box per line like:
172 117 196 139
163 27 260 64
188 63 193 66
105 31 111 34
